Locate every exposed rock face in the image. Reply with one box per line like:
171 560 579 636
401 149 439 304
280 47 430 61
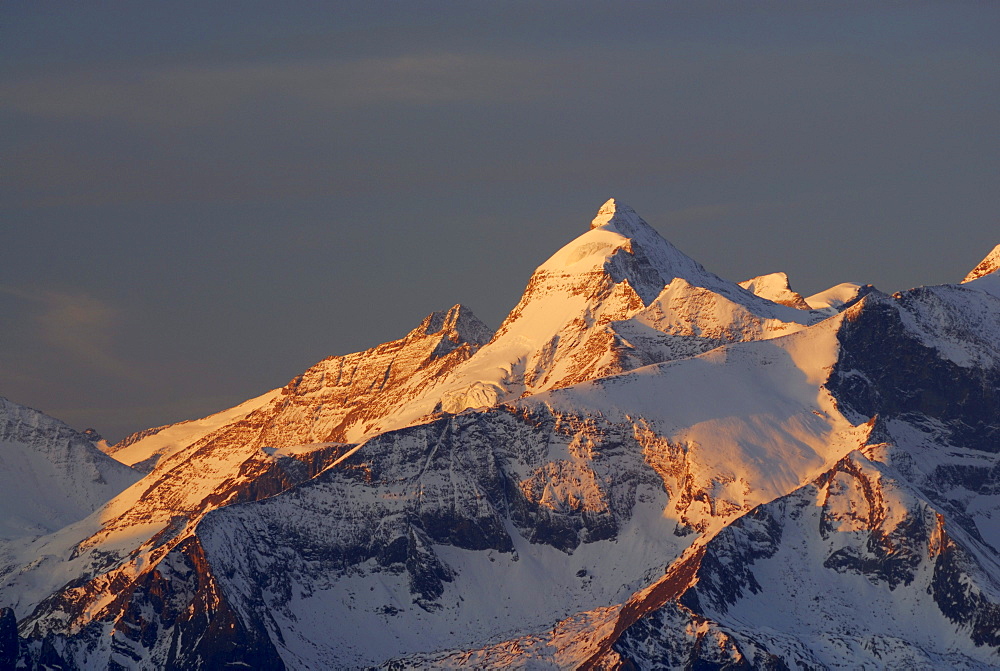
830 289 1000 453
6 439 347 665
608 450 1000 669
193 406 676 666
15 537 287 670
0 608 18 669
962 243 1000 283
112 303 494 471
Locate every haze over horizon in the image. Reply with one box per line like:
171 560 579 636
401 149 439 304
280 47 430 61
2 2 998 441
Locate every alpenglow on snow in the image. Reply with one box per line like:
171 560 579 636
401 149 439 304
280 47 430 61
2 200 999 670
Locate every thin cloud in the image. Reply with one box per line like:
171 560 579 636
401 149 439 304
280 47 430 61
0 53 560 127
0 286 138 381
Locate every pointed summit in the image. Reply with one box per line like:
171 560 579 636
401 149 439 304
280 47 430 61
590 198 644 231
962 244 1000 283
414 304 494 345
541 199 720 304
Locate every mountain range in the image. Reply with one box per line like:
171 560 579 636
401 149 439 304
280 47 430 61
2 199 999 669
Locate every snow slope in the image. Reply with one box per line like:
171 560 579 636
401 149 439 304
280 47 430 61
739 271 810 309
0 397 140 541
107 389 282 471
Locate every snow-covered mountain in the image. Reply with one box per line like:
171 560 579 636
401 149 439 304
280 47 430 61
0 305 493 668
0 398 140 541
1 201 998 670
108 303 493 472
739 271 810 309
102 199 833 471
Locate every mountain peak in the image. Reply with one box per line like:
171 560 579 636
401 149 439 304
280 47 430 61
415 304 493 345
538 200 710 304
590 198 643 231
739 272 810 309
962 244 1000 283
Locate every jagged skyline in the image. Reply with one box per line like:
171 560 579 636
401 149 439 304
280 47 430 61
4 194 999 668
2 3 998 441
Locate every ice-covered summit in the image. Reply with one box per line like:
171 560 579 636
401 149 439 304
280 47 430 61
590 198 644 231
540 199 724 305
962 243 1000 283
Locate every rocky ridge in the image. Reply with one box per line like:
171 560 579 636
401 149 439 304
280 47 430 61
963 243 1000 283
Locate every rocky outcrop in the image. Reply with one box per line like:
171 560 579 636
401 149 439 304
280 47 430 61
16 537 286 670
829 291 1000 453
191 303 494 448
962 243 1000 283
606 451 1000 669
0 608 18 669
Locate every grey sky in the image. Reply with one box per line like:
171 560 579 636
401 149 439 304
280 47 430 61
2 2 998 441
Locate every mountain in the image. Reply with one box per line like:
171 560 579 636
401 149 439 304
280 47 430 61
389 199 835 424
104 199 828 472
108 303 492 472
595 276 1000 669
738 271 810 309
190 312 866 669
1 200 998 670
0 304 493 669
387 258 1000 668
0 397 140 541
